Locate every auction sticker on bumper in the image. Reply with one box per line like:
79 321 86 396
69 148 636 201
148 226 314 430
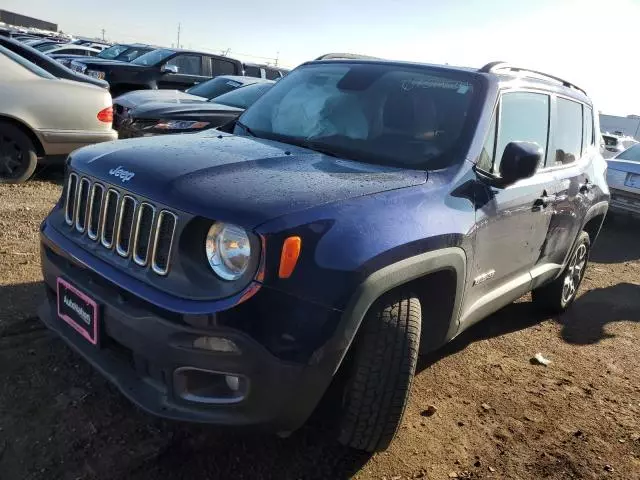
57 278 99 345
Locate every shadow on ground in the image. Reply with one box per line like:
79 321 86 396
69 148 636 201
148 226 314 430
32 164 65 186
590 217 640 263
0 281 45 331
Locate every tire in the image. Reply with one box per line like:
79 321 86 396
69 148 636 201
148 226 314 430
0 122 38 184
532 231 591 314
338 292 421 452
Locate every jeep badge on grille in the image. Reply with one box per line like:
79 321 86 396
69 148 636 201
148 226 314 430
109 166 135 182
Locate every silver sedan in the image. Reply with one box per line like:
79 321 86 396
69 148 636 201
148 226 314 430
606 143 640 217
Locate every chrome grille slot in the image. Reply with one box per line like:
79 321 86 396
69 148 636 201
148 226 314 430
64 173 78 225
133 203 156 266
116 196 137 257
87 183 105 240
75 178 90 233
62 172 178 276
151 211 177 275
100 189 120 248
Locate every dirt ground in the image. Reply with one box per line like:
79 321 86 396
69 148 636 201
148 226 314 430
0 171 639 480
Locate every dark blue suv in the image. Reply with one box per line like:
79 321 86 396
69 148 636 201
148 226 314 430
38 58 609 452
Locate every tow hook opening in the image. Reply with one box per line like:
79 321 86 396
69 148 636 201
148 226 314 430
173 367 248 405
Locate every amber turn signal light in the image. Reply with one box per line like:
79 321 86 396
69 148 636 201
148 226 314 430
279 236 301 279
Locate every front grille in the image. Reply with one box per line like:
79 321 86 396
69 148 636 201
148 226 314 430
64 175 178 276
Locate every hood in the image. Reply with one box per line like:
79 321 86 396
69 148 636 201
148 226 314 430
70 132 427 228
607 158 640 175
131 101 243 120
114 90 207 110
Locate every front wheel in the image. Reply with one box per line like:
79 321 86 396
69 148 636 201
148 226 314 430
0 122 38 184
532 231 591 313
337 292 421 452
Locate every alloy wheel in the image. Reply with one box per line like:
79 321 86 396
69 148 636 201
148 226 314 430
0 133 27 180
562 243 588 305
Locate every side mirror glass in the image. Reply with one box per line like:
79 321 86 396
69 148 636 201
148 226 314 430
161 64 178 74
497 141 542 187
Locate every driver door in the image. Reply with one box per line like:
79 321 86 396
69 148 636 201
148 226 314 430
460 90 556 329
157 54 209 90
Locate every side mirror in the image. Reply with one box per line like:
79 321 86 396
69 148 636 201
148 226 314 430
497 141 542 187
161 64 178 74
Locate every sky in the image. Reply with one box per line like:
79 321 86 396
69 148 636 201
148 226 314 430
4 0 640 116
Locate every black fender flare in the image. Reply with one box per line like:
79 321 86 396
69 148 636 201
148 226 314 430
277 247 467 432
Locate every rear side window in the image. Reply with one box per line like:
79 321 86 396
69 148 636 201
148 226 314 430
244 65 261 78
582 105 594 152
213 59 237 76
554 98 583 165
494 92 549 173
264 68 281 80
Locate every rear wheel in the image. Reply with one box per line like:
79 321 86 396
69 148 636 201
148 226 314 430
338 291 421 452
532 231 590 313
0 122 38 184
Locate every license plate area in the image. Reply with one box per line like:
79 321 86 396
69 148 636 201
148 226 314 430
57 277 100 346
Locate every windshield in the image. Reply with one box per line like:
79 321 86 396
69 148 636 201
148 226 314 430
36 43 60 52
97 44 128 59
214 82 273 109
616 144 640 162
187 77 244 99
238 63 479 169
132 48 174 66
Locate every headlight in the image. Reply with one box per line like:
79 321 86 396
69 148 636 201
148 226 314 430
86 70 106 80
154 120 210 131
205 223 251 280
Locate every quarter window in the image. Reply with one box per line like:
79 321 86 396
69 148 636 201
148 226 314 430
478 113 497 172
166 55 202 76
554 98 583 166
494 92 549 173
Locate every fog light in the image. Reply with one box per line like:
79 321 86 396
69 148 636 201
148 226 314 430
225 375 240 392
193 336 239 353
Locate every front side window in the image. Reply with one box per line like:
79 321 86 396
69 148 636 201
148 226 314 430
554 98 583 165
615 144 640 162
603 135 617 147
166 54 202 75
494 92 549 172
132 48 175 66
238 63 479 169
213 82 273 109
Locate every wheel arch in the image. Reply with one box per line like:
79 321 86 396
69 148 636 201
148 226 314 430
0 114 45 157
581 201 608 246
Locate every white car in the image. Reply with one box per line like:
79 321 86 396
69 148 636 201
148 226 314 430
42 44 102 57
607 144 640 217
602 133 638 159
0 45 117 183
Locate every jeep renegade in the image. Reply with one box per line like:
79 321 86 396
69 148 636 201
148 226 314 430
38 58 609 452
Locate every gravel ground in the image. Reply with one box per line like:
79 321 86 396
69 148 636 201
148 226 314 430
0 171 639 480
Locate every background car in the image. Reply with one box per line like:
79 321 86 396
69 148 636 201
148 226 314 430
42 44 102 57
602 133 638 159
54 43 155 67
0 36 109 88
0 45 116 183
112 74 270 127
71 47 244 97
117 79 274 138
606 143 640 217
242 62 289 79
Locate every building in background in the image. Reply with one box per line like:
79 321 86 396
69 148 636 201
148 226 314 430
600 114 640 140
0 10 57 32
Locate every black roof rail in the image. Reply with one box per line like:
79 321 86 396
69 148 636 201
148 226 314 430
314 52 381 61
479 61 587 96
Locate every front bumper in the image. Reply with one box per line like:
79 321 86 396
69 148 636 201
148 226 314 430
38 223 340 432
609 188 640 216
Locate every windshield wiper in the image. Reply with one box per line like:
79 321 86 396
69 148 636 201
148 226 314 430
235 120 256 137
